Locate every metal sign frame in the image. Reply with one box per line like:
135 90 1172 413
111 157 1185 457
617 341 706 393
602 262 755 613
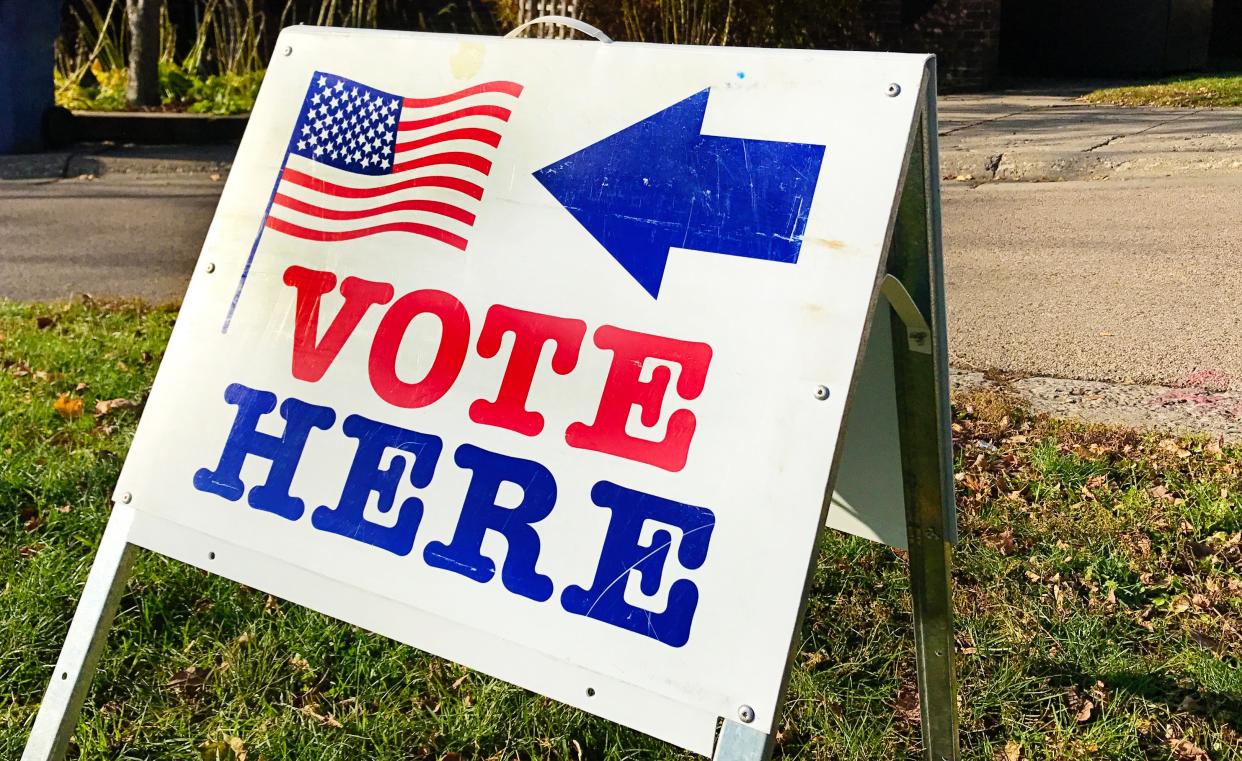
21 53 957 761
713 61 958 761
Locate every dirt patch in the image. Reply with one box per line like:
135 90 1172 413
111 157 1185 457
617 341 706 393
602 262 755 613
952 370 1242 443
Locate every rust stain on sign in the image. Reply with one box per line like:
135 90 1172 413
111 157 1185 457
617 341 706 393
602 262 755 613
450 42 485 79
810 238 849 250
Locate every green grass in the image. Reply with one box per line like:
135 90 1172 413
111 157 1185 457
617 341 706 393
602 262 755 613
1082 73 1242 108
2 300 1240 759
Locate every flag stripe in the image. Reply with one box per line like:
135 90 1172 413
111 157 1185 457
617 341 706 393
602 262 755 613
391 151 492 175
265 215 468 250
281 167 485 201
272 192 476 226
398 104 512 131
402 80 523 108
394 127 502 153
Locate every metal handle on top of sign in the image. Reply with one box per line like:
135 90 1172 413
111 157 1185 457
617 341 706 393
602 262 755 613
504 15 613 43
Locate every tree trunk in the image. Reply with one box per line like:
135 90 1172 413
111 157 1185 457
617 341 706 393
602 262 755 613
125 0 163 108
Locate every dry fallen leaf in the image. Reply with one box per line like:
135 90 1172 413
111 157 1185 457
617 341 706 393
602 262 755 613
53 393 84 419
997 739 1022 761
94 397 137 417
983 528 1016 555
802 650 827 669
894 685 921 723
300 703 343 728
1168 736 1210 760
18 543 46 558
166 665 207 697
1075 698 1094 722
197 737 245 761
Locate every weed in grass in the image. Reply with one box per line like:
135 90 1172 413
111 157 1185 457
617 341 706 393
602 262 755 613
2 308 1240 759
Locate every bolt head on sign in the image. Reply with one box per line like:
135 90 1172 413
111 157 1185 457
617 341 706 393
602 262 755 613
114 27 931 757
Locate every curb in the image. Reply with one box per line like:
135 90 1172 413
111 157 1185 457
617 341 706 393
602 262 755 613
0 145 233 181
939 151 1110 182
0 153 71 180
66 111 248 145
939 149 1242 183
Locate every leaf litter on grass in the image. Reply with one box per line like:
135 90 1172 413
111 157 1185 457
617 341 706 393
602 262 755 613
1 301 1241 760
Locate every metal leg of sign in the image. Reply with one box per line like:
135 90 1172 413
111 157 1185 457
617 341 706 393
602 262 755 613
21 505 138 761
886 69 961 761
712 719 774 761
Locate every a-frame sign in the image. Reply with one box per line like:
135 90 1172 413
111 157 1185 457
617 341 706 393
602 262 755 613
22 23 958 761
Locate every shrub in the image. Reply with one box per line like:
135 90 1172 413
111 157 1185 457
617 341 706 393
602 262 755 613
494 0 864 48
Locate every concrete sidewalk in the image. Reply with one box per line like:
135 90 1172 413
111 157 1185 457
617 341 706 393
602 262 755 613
938 92 1242 182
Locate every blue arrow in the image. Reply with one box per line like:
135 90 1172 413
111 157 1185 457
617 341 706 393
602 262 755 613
533 88 825 298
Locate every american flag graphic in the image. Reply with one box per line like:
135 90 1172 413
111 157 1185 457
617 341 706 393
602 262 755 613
224 71 523 331
268 71 523 249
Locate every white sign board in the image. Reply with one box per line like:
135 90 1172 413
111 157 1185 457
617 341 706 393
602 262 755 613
110 27 932 756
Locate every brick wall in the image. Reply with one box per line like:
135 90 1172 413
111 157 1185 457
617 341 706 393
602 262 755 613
862 0 1003 91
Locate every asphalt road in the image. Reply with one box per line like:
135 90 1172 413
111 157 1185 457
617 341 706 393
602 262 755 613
2 173 1239 387
942 175 1242 386
0 177 221 304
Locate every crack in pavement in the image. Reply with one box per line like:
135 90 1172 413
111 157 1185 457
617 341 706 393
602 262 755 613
1082 108 1203 152
938 106 1047 136
985 152 1004 179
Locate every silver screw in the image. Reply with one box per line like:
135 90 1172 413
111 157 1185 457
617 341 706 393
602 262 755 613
738 705 755 723
814 385 830 401
282 45 293 57
205 262 216 274
886 82 901 97
120 492 132 504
